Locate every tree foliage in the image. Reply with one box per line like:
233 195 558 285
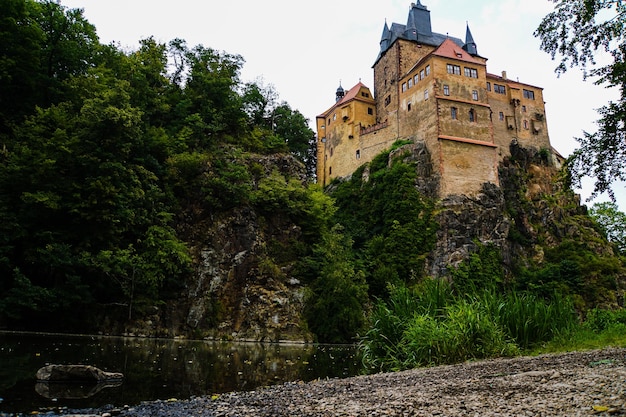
535 0 626 200
590 201 626 254
0 0 317 331
331 150 438 298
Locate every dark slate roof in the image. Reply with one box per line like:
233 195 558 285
374 2 471 66
374 26 465 65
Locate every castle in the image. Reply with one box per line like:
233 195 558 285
316 1 556 197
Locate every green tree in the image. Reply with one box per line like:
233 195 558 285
241 78 278 128
590 201 626 254
181 44 247 143
272 103 316 177
305 225 368 343
0 0 99 134
0 0 43 131
0 66 190 327
535 0 626 200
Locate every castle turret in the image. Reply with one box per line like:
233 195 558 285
380 20 391 52
462 23 478 55
404 8 418 40
335 82 345 102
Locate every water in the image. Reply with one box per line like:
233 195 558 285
0 332 362 414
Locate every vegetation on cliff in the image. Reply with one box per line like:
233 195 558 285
0 0 316 332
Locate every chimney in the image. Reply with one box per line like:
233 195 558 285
502 71 507 80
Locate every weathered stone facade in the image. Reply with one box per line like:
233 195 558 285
316 1 554 198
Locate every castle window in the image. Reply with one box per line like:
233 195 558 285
443 85 450 96
408 78 413 88
385 95 391 106
447 64 461 75
424 89 429 100
494 84 506 94
333 114 337 121
402 82 407 92
522 105 527 112
328 118 331 125
414 74 419 84
425 65 431 76
420 69 425 80
472 90 479 100
523 120 529 129
464 67 478 78
330 147 333 156
487 82 491 91
499 111 504 121
329 166 332 175
407 101 412 111
469 109 476 122
368 107 373 115
356 150 361 159
523 89 535 100
451 107 458 120
361 92 370 98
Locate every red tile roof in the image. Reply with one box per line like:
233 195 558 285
432 38 481 64
317 82 372 118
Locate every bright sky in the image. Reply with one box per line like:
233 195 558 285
60 0 624 209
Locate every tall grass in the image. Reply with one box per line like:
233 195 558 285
480 290 577 349
359 279 578 372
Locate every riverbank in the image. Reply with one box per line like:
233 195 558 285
61 347 626 417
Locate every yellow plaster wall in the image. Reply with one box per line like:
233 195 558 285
439 139 499 196
487 75 551 161
316 87 378 185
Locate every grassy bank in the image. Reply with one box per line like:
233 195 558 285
358 279 626 372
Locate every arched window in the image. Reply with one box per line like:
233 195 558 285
469 109 476 122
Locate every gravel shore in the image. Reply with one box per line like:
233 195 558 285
65 347 626 417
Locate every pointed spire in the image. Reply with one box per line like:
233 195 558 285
335 81 345 102
463 22 478 55
380 20 391 52
405 8 418 40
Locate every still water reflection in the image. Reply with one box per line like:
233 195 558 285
0 332 361 414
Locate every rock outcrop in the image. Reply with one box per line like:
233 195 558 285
36 364 123 382
172 153 313 342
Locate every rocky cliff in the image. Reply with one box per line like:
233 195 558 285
176 154 314 342
130 141 623 341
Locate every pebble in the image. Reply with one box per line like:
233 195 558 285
55 348 626 417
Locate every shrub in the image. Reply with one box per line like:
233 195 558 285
359 279 577 372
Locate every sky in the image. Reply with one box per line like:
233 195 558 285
60 0 624 209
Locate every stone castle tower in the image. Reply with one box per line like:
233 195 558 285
316 1 556 197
